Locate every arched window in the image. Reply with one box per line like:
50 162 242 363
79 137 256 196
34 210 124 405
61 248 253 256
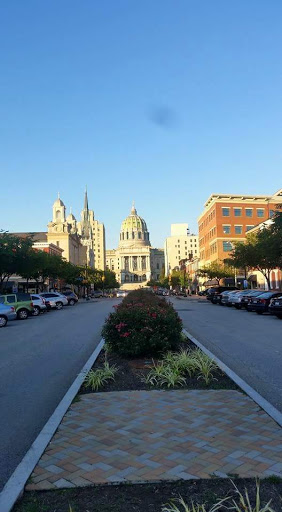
56 210 61 220
132 232 135 239
122 232 124 240
134 274 138 282
142 274 146 281
138 232 141 239
126 232 129 240
125 274 129 282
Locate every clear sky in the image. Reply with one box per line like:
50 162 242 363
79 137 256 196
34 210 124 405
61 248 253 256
1 1 282 249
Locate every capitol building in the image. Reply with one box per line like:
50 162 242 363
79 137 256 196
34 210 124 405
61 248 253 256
106 204 164 290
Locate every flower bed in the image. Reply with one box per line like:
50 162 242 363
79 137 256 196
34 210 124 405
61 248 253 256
15 477 282 512
79 337 239 394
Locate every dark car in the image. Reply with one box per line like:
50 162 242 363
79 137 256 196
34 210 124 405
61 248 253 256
250 291 282 315
207 286 238 304
62 290 79 306
245 290 268 311
269 295 282 319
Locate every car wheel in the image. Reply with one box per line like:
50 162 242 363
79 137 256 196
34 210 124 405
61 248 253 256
32 306 40 316
56 301 63 310
0 315 7 327
69 299 75 306
17 309 29 320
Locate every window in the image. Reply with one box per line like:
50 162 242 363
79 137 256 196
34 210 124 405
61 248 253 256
245 208 253 217
223 225 231 234
257 208 265 217
235 226 242 234
222 207 230 216
138 232 141 239
246 225 254 232
223 241 233 252
234 208 242 217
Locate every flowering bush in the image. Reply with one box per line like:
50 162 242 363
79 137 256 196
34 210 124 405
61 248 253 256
102 290 182 357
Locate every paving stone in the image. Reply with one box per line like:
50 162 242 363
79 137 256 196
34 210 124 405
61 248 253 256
26 390 282 490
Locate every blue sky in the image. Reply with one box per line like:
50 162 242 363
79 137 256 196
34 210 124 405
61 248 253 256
1 1 282 249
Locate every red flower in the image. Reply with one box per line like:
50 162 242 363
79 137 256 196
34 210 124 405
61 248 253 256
115 322 127 332
120 332 130 337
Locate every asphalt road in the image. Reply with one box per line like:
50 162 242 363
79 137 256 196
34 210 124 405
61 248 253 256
0 299 115 491
171 297 282 413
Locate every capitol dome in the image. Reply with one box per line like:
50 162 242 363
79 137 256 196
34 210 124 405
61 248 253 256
119 203 150 247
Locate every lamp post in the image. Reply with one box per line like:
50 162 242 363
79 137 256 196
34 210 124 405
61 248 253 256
102 273 105 297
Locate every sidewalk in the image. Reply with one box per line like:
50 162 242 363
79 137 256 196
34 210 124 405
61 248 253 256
26 389 282 491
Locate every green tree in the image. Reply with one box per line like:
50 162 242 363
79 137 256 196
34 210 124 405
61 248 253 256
0 231 34 291
197 261 235 286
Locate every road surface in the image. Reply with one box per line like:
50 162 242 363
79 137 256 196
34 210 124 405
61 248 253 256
0 299 114 491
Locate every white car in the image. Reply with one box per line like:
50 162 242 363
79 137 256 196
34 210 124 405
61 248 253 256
31 294 47 316
116 290 128 298
39 292 68 310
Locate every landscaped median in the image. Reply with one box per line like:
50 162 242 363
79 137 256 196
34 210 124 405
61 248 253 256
14 290 282 511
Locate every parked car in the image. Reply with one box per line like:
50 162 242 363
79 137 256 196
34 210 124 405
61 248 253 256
248 291 282 315
30 294 47 316
39 292 68 310
232 290 254 309
116 290 128 298
0 293 34 319
245 291 268 311
62 290 79 305
269 295 282 319
91 290 103 298
223 290 242 307
239 290 261 309
0 303 17 327
207 286 238 303
219 290 236 306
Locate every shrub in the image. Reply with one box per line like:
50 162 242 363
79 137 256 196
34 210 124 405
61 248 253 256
102 289 182 357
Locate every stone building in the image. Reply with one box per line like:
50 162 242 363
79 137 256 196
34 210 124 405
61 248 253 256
106 204 164 290
47 196 87 266
47 192 106 269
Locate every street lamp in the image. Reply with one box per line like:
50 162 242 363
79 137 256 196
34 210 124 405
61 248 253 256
101 273 105 297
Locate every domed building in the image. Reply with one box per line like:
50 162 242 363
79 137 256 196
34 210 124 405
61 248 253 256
106 203 164 289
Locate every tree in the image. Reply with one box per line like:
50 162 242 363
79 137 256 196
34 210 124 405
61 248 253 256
227 213 282 289
197 261 235 285
0 231 34 291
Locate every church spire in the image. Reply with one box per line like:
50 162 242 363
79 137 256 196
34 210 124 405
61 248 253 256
84 186 89 212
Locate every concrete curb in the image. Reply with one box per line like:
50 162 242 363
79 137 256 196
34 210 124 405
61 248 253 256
0 338 105 512
183 328 282 429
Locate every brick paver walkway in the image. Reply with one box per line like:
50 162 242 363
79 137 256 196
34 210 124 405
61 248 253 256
26 390 282 490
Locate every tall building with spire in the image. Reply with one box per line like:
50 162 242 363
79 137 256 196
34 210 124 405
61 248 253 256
47 191 106 270
77 189 106 270
106 203 164 289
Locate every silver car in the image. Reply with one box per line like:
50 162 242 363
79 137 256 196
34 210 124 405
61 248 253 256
39 292 68 310
0 304 17 327
31 294 47 316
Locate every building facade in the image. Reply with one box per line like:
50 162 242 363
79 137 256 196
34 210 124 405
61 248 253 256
106 204 164 289
164 223 199 275
48 192 106 269
198 189 282 266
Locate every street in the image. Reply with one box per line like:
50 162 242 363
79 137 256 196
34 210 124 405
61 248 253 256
1 296 282 493
0 299 115 491
171 297 282 413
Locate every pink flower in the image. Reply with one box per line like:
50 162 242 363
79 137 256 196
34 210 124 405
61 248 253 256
151 312 157 318
115 322 127 332
120 332 130 337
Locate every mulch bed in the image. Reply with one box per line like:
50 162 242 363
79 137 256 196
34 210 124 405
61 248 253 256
14 477 282 511
79 338 239 394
